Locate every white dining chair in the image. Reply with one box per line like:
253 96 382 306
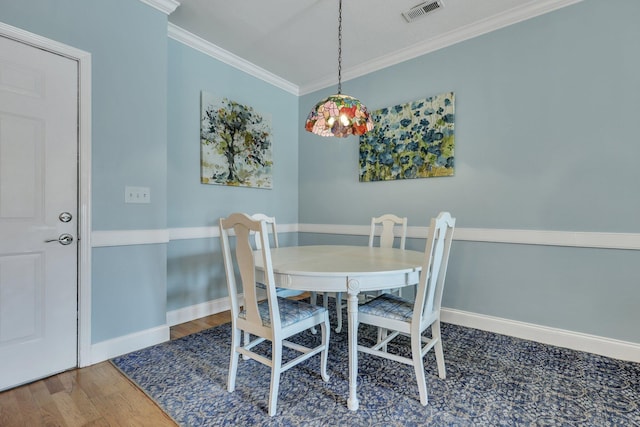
368 213 408 297
357 211 455 406
368 213 407 250
313 214 409 333
250 213 278 247
219 213 330 416
250 213 305 299
247 214 314 348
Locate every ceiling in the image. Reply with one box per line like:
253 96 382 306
168 0 580 94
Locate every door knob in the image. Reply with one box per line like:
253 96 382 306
45 233 74 245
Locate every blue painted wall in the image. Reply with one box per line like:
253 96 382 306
299 0 640 342
300 0 640 230
0 0 169 342
166 39 299 311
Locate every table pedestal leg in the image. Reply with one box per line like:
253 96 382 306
347 279 360 411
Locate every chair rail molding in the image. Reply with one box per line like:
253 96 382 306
92 229 170 247
92 224 640 251
297 224 640 251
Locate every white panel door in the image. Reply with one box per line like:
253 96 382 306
0 35 78 390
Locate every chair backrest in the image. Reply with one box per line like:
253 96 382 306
369 214 407 249
414 212 455 328
250 213 279 250
219 212 280 336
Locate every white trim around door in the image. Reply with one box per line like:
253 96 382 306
0 22 93 368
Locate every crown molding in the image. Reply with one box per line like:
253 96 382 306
162 0 582 95
138 0 180 15
299 0 584 95
168 23 299 96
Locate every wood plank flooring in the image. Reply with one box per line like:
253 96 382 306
0 311 231 427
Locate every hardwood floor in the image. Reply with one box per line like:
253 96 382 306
0 311 231 427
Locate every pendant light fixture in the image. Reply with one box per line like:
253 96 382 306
305 0 374 137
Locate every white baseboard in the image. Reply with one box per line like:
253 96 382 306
165 297 640 363
166 297 232 326
441 308 640 363
87 325 170 366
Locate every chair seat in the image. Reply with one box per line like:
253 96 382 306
240 297 325 328
256 282 304 298
359 293 413 322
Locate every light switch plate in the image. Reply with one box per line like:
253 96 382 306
125 186 150 204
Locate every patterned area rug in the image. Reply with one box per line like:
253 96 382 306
112 314 640 426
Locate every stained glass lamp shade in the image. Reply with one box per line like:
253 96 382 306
304 0 374 138
305 94 373 137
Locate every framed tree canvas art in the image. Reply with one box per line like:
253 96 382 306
359 92 455 182
200 91 273 189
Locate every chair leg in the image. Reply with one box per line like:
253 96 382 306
320 317 330 382
335 292 342 333
228 327 241 393
308 293 318 335
242 331 250 360
411 332 428 406
268 340 283 417
432 320 446 379
377 327 388 352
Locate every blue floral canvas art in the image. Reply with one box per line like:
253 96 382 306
359 92 455 182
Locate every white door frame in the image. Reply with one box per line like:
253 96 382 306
0 22 93 367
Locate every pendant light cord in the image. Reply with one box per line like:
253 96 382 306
304 0 373 136
337 0 342 94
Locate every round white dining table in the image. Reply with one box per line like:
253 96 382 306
254 245 424 411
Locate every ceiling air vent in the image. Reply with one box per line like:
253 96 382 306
402 0 444 23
